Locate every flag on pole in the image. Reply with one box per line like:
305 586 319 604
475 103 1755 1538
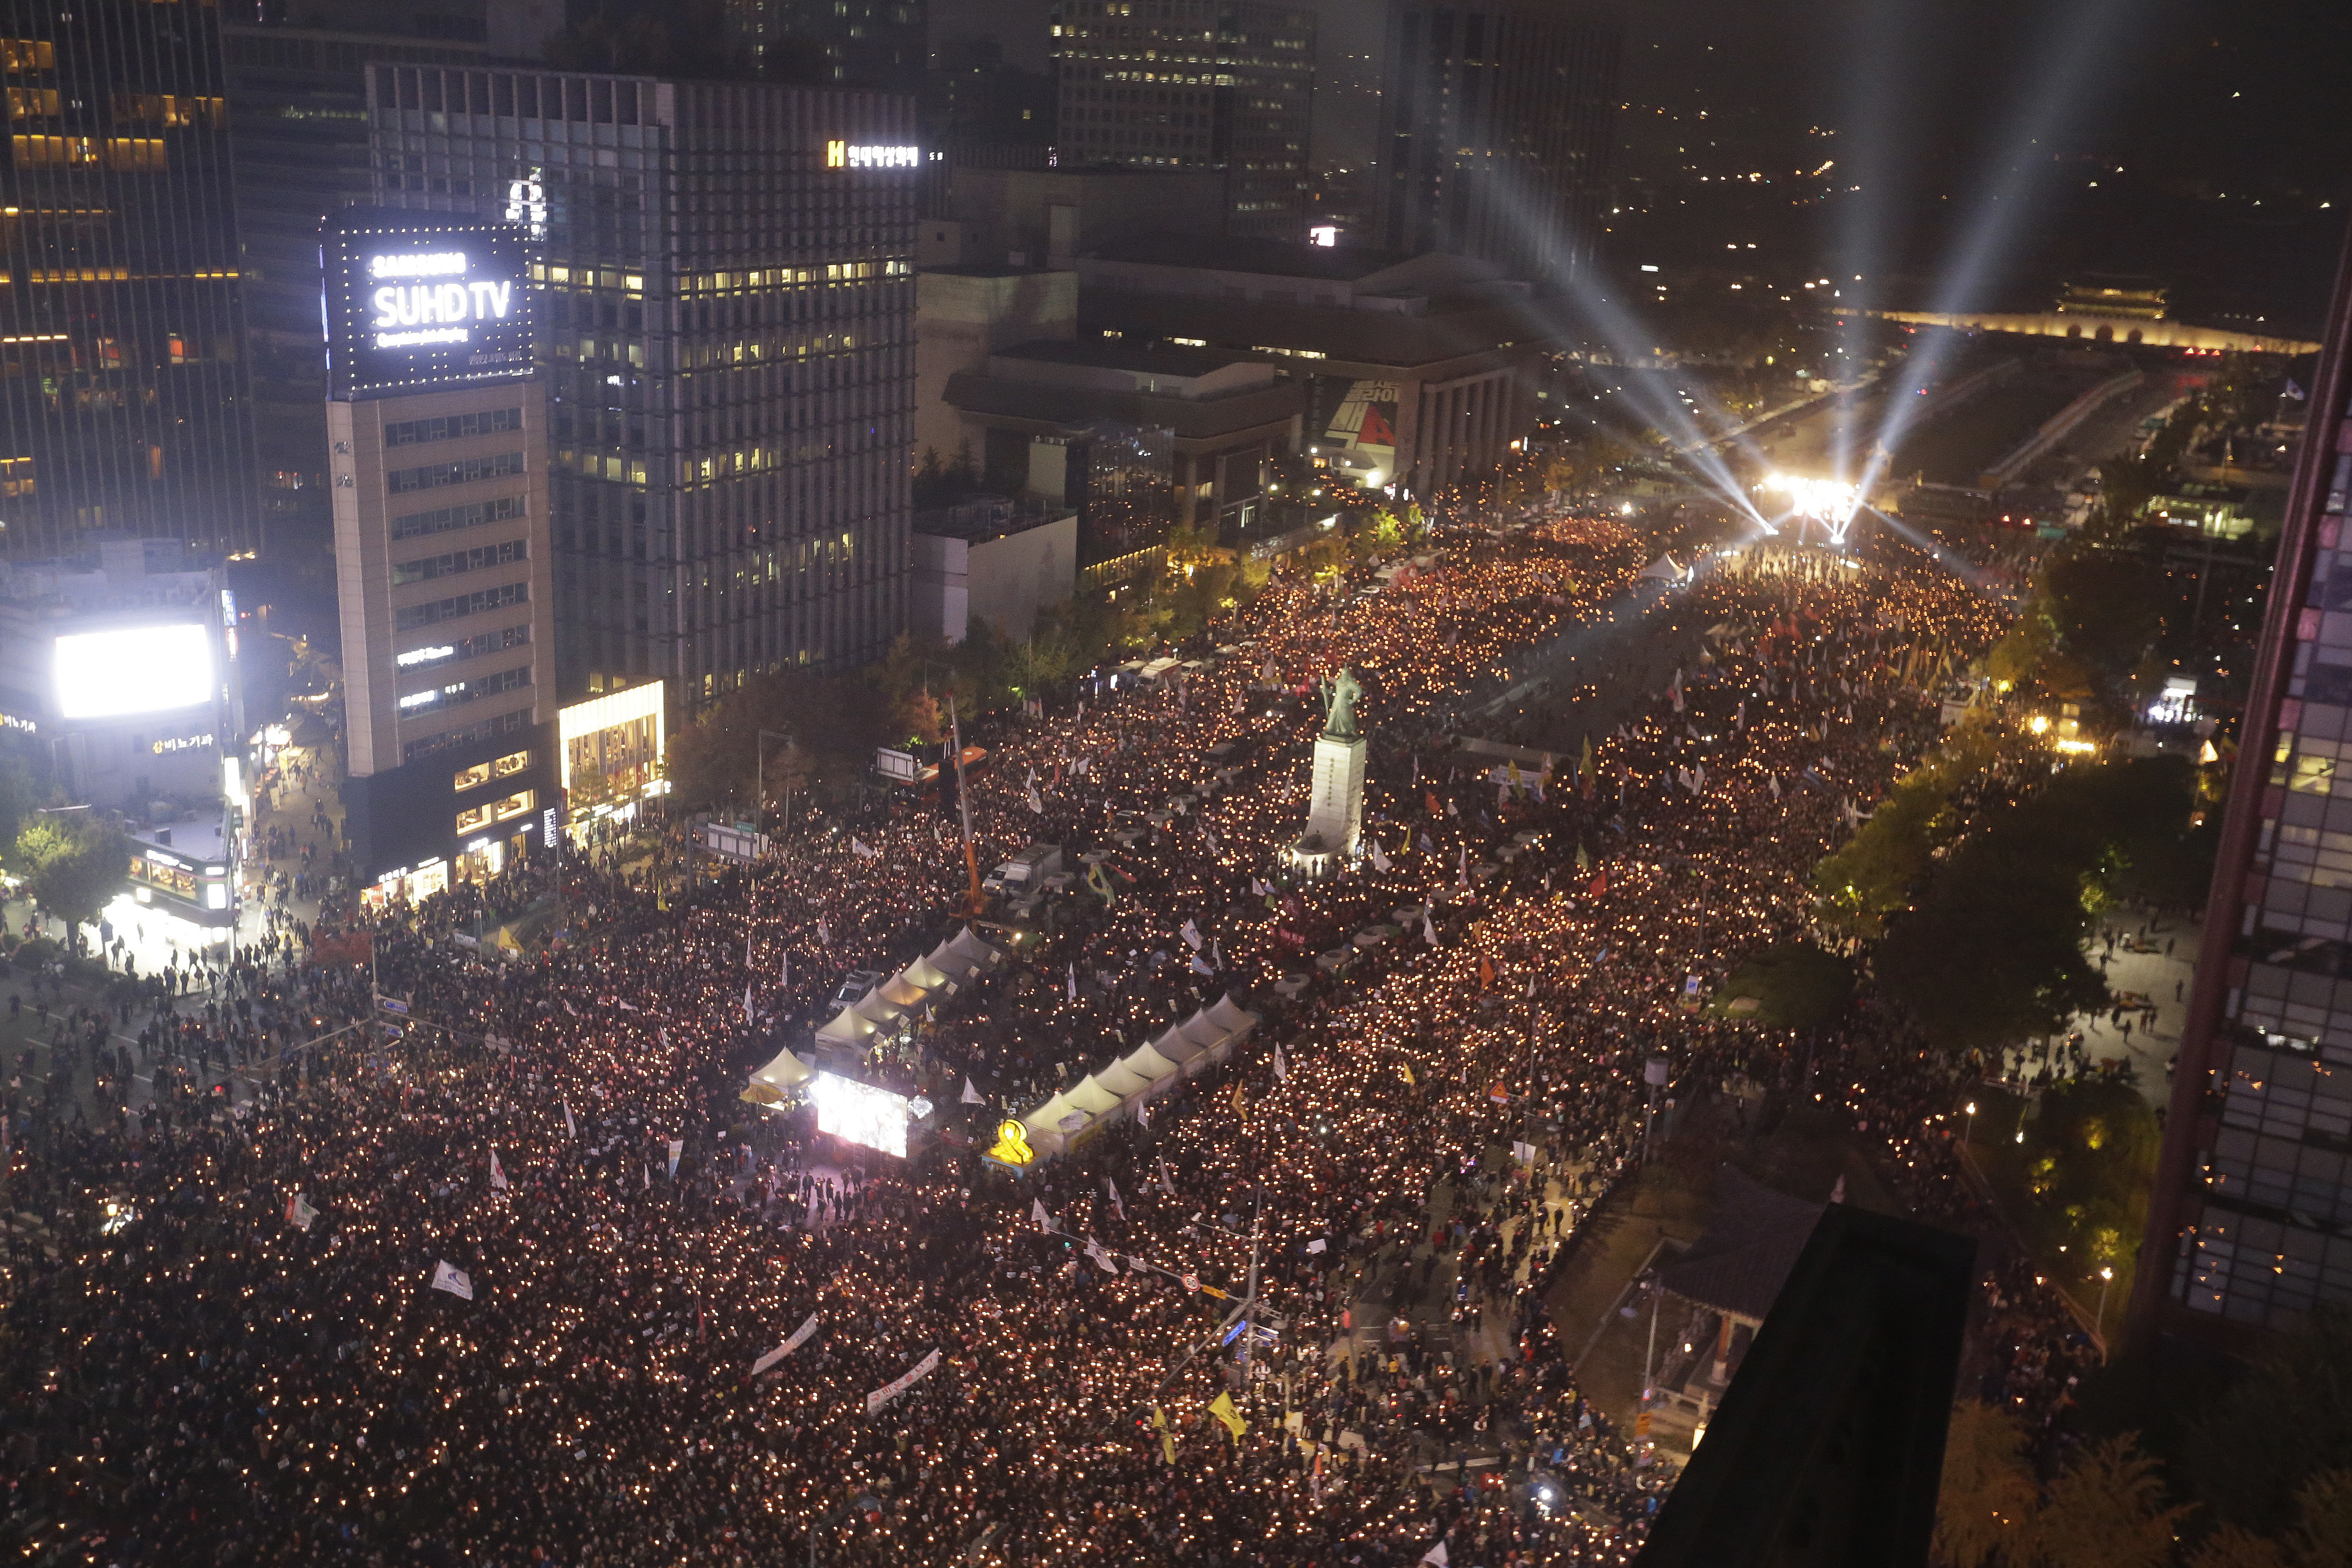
962 1076 985 1105
1369 838 1391 872
430 1260 475 1300
744 984 755 1025
1422 908 1439 947
781 950 790 987
1180 918 1203 951
563 1101 576 1139
1157 1156 1175 1196
817 916 830 945
1207 1390 1246 1440
1272 1041 1288 1082
489 1149 509 1191
1105 1178 1125 1219
1421 1542 1451 1566
285 1192 318 1231
667 1139 684 1178
1033 1198 1054 1232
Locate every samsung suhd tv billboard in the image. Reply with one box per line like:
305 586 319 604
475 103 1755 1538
323 210 535 400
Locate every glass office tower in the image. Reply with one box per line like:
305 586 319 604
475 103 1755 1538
1 1 258 557
1050 1 1316 241
368 66 916 708
1375 0 1621 286
2133 232 2352 1345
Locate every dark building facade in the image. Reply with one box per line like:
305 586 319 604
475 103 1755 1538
2132 233 2352 1347
1048 0 1315 242
224 11 494 566
1 1 259 558
368 65 916 711
1375 0 1620 287
726 0 928 94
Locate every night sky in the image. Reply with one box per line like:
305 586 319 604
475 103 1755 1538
929 0 2352 334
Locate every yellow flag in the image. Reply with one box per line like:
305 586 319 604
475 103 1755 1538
1400 1060 1416 1086
1207 1391 1246 1440
1230 1081 1247 1116
1153 1405 1177 1464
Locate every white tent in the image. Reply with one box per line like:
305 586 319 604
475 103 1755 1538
1201 994 1259 1047
1092 1058 1157 1099
814 1008 878 1048
749 1046 816 1092
1008 991 1263 1158
899 954 953 991
1065 1076 1124 1118
946 927 1003 971
1120 1044 1185 1085
852 989 903 1027
1151 1024 1208 1072
880 972 933 1009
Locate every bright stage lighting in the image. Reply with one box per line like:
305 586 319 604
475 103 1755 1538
1760 473 1862 536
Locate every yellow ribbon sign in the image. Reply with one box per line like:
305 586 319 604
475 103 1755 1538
985 1119 1035 1166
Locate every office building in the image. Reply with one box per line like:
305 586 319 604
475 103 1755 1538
1078 235 1555 502
922 34 1056 157
938 337 1299 551
1 1 259 559
323 209 559 900
366 65 917 710
223 6 496 566
916 265 1077 462
911 497 1077 644
727 0 928 93
0 536 242 941
1049 0 1315 241
2132 240 2352 1345
1375 0 1621 286
917 165 1225 270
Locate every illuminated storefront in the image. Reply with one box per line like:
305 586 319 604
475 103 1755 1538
558 681 666 831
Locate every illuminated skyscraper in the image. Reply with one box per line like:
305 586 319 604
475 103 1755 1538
1374 0 1621 285
2132 232 2352 1345
0 1 258 557
1050 1 1316 241
369 66 916 708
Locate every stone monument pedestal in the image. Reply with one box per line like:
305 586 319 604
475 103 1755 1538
1284 731 1365 880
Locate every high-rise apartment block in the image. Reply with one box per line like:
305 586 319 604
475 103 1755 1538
367 65 917 709
1375 0 1620 286
1 1 258 557
1050 1 1315 241
2133 236 2352 1345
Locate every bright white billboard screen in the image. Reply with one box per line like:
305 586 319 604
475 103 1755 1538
810 1072 910 1158
54 626 213 719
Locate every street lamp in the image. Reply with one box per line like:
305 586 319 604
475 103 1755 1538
2097 1265 2115 1337
1965 1101 1977 1146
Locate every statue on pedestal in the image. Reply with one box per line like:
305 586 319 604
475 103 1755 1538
1319 667 1364 741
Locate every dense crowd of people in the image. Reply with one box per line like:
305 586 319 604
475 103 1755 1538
0 507 2104 1566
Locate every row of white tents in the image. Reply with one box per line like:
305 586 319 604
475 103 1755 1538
1015 992 1260 1159
747 926 1007 1100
